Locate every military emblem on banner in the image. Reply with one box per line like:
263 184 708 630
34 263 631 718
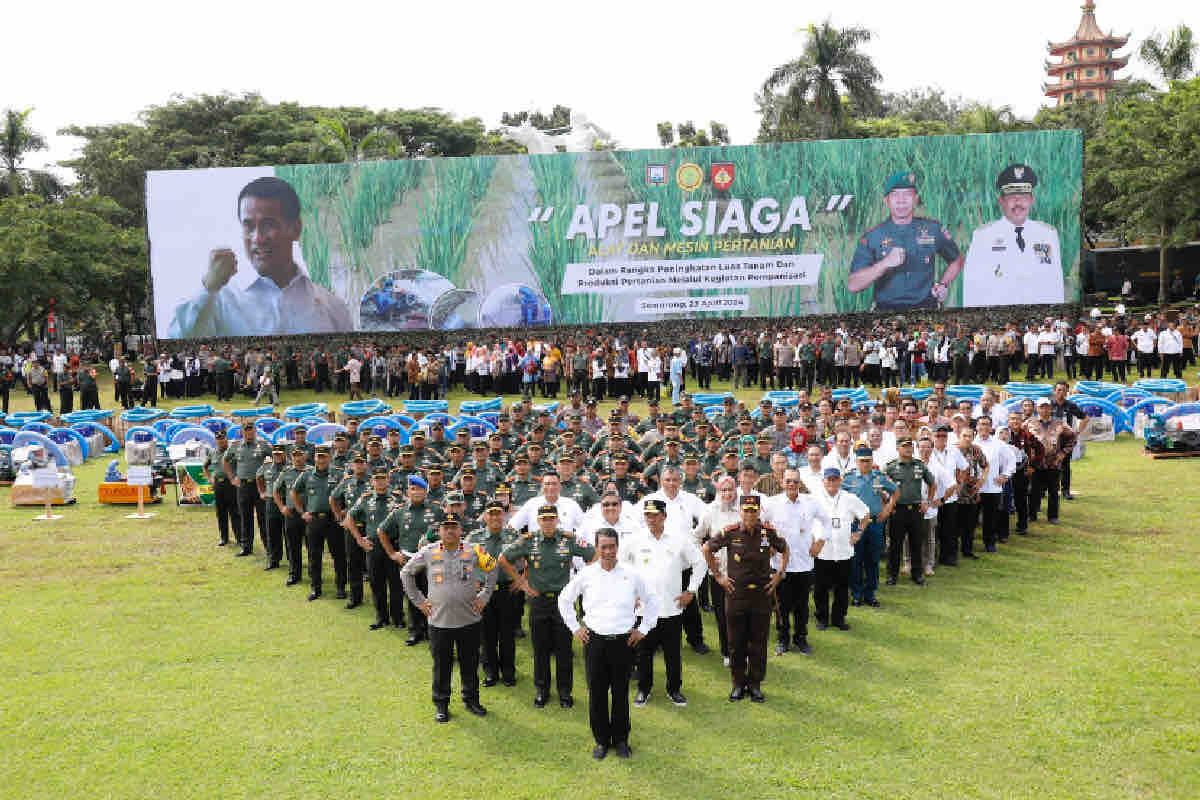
646 164 667 186
710 162 735 191
676 162 704 192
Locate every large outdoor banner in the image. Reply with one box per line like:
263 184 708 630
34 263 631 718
147 130 1082 339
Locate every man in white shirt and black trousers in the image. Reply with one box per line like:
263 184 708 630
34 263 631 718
559 528 659 760
762 469 832 655
620 498 707 708
811 469 871 631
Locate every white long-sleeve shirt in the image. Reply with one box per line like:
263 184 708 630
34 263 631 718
167 270 353 338
618 527 706 618
975 435 1015 494
1158 329 1183 355
762 492 832 573
508 494 585 534
644 488 705 540
558 562 659 636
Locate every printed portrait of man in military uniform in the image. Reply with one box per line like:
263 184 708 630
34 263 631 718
847 170 964 311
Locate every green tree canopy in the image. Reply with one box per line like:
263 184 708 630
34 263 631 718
1 108 63 201
1139 24 1196 84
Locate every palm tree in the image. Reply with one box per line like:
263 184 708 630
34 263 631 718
1139 24 1196 84
1 108 63 199
759 20 881 141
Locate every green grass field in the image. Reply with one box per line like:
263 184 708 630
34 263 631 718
1 376 1198 799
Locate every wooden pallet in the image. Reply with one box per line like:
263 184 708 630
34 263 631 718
1143 449 1200 460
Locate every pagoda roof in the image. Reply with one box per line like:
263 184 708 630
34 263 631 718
1044 77 1129 97
1048 1 1129 52
1046 54 1130 73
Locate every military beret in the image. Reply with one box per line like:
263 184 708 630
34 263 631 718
884 169 917 194
997 163 1037 196
408 475 428 489
740 495 761 511
445 491 465 504
643 498 666 514
537 504 558 518
823 467 843 479
441 513 462 526
494 483 512 494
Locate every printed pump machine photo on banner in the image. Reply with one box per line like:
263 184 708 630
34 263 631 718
146 130 1081 339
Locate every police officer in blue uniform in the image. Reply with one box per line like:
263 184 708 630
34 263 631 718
842 446 897 607
848 170 964 311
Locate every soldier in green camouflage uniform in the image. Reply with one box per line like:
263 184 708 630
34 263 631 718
255 445 288 569
377 475 444 645
344 469 403 630
332 454 372 608
273 447 309 586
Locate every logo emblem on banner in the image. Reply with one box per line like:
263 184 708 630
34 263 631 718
676 162 704 192
711 162 735 191
646 164 667 186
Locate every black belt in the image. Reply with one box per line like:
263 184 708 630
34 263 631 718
592 630 632 641
310 511 330 519
897 503 921 510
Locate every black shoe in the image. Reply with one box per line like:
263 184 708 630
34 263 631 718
850 598 862 607
868 599 881 608
912 576 925 586
502 676 517 687
613 741 632 759
748 686 766 703
307 591 321 601
369 620 389 630
1064 493 1075 500
435 705 450 724
592 744 608 760
285 576 300 586
235 549 251 557
668 691 688 707
998 537 1009 544
886 577 897 586
405 635 424 646
335 590 348 600
728 686 746 702
559 696 574 709
482 673 498 687
464 700 487 717
834 621 851 631
691 642 711 655
264 562 280 571
345 599 362 609
634 690 649 707
815 620 828 630
1049 519 1060 525
985 545 997 553
774 642 788 656
534 693 548 708
795 639 813 655
217 540 228 547
700 603 713 613
1016 527 1028 534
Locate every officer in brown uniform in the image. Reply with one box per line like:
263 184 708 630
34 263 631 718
701 495 788 703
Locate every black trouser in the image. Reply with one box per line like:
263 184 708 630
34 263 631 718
680 568 704 647
530 594 573 698
214 480 240 544
1039 354 1055 378
305 513 346 595
953 355 969 383
1012 469 1031 531
936 502 959 564
81 386 99 410
727 595 770 689
709 579 730 657
264 513 283 565
887 505 923 580
1060 454 1073 496
345 530 366 604
481 584 517 682
697 364 712 389
430 622 481 707
1160 353 1182 379
32 385 52 412
980 493 1002 549
58 387 74 415
408 573 429 640
368 544 404 625
775 570 811 645
283 513 305 581
235 482 263 552
813 559 851 626
1109 358 1126 383
143 376 157 407
585 634 634 747
1030 467 1061 522
957 501 980 556
1136 352 1155 378
0 386 8 415
635 614 683 696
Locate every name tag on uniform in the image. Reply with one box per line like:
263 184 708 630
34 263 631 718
917 235 935 246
